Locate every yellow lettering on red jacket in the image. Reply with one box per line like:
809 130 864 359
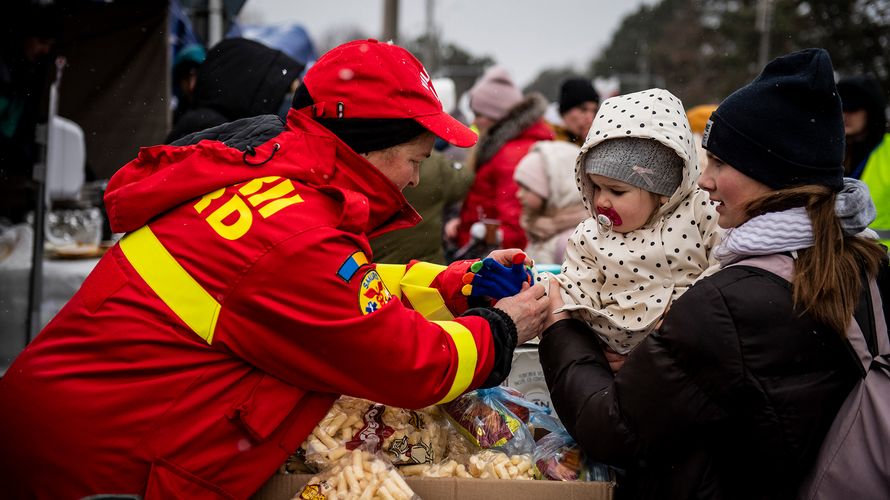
205 195 253 240
193 176 304 240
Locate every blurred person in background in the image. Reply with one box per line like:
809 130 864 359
837 75 890 246
551 77 600 145
170 43 206 125
512 139 586 265
447 65 554 259
165 37 302 144
371 149 473 264
0 2 60 224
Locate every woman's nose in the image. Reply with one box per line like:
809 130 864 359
697 171 713 191
698 161 717 191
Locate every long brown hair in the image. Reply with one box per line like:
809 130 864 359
745 185 886 334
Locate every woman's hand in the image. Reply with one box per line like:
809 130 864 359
493 282 549 345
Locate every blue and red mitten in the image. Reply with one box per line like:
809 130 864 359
461 253 533 300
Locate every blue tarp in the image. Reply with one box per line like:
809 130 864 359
226 23 317 70
169 0 204 60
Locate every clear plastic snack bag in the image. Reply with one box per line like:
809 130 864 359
440 386 548 455
532 413 610 482
463 449 536 480
381 405 449 468
399 448 536 481
300 396 448 471
294 448 419 500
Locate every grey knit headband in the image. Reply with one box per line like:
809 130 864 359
583 138 683 197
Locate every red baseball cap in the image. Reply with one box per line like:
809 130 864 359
301 39 477 148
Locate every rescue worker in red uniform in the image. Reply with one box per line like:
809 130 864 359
0 39 549 499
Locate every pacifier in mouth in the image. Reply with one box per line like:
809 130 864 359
596 213 612 228
596 207 622 228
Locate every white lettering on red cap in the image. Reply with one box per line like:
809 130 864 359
419 68 440 102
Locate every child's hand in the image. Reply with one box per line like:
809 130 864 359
485 248 534 268
603 347 627 374
443 218 460 241
461 252 533 299
543 280 570 330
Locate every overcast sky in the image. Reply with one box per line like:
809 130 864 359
238 0 655 87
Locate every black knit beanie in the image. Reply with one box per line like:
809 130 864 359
702 48 845 192
558 78 600 115
291 84 426 154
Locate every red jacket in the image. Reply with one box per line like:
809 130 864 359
0 110 511 499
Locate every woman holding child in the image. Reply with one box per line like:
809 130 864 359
540 48 888 499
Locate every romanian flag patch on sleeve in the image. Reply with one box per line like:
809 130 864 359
337 251 369 282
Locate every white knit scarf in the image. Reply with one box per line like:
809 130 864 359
714 179 879 266
714 207 811 266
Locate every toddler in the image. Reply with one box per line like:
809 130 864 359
544 88 723 354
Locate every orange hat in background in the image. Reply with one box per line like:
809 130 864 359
686 104 718 135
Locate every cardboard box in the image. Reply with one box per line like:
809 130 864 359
502 344 557 420
253 473 614 500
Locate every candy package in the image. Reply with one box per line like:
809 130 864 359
532 413 610 482
440 386 548 455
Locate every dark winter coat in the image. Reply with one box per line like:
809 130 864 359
540 257 860 499
165 38 302 144
0 44 47 222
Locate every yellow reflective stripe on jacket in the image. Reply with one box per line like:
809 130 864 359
432 320 478 404
376 262 454 321
119 226 221 344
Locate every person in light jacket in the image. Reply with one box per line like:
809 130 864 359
512 140 587 265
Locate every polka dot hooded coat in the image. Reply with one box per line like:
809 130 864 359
552 88 723 354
